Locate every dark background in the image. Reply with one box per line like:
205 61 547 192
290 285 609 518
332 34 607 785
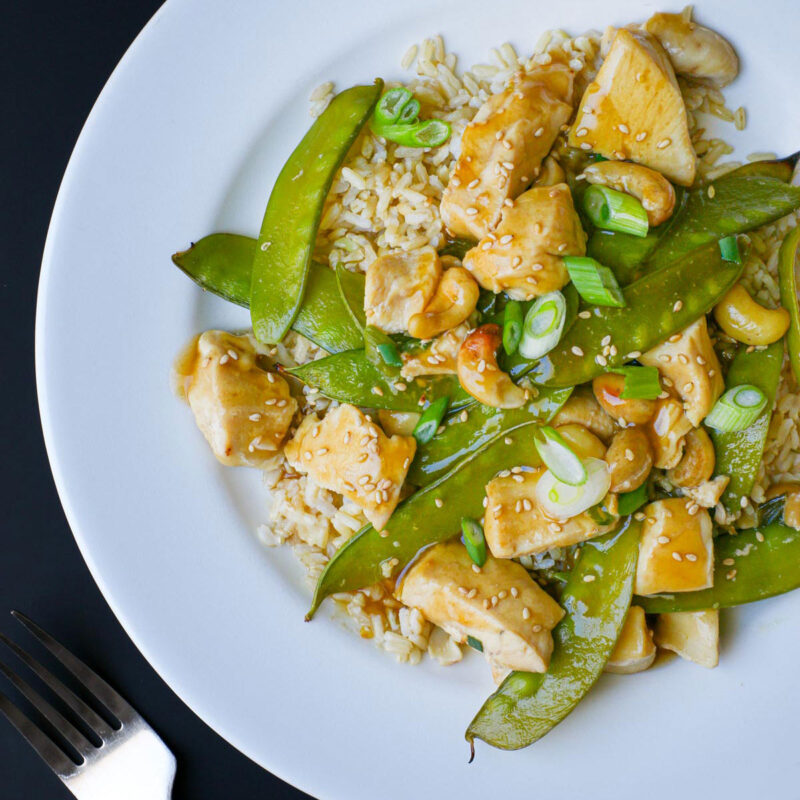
2 3 308 798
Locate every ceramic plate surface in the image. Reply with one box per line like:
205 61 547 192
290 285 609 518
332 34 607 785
37 1 800 797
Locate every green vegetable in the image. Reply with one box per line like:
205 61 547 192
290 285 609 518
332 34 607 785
461 518 487 567
705 384 767 432
251 81 382 344
778 225 800 383
438 238 477 260
638 522 800 613
718 235 741 263
374 88 414 124
371 119 451 148
710 340 783 512
398 98 420 124
583 185 649 238
466 520 640 751
413 397 449 445
467 636 484 652
335 264 367 330
617 483 649 516
534 426 586 486
615 366 662 400
518 291 567 359
407 388 572 486
535 458 610 519
307 423 544 619
171 233 362 353
288 349 471 412
363 325 402 374
519 244 742 387
563 257 626 307
502 301 523 355
586 229 660 285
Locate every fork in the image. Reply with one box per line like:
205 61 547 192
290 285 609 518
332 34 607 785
0 611 175 799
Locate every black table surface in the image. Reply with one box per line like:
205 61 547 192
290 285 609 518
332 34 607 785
3 3 309 798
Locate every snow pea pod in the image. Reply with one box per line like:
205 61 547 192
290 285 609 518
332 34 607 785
519 244 742 387
637 522 800 613
586 229 659 285
306 422 544 619
778 225 800 383
466 519 640 752
287 349 472 412
171 234 363 353
335 264 367 330
250 81 383 344
408 387 572 486
710 339 784 512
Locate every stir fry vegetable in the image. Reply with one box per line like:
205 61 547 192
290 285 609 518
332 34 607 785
563 256 626 307
583 185 649 238
251 81 382 344
371 88 451 147
502 300 523 355
534 426 586 485
779 225 800 382
335 265 367 330
461 518 487 567
518 291 568 359
705 385 767 432
413 397 449 445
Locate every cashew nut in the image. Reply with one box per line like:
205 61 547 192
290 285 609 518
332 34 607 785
667 427 715 488
457 324 527 408
713 283 790 346
643 12 739 88
605 427 653 493
408 267 480 340
534 155 566 187
555 424 607 460
551 391 616 443
765 482 800 530
584 161 676 226
592 372 657 425
646 397 693 469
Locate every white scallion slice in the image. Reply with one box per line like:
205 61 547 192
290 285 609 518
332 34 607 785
535 458 611 519
534 426 587 486
704 384 767 431
519 291 567 360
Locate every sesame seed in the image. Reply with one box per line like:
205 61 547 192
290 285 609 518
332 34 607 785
583 574 596 582
634 511 646 521
532 263 544 271
512 256 522 268
624 448 634 462
618 123 630 134
502 139 512 150
403 457 410 470
534 127 544 137
358 475 370 485
467 178 479 189
571 346 584 357
576 127 588 137
276 399 287 407
723 557 735 567
477 359 486 374
249 413 262 421
371 386 384 396
657 138 672 149
532 624 543 633
510 587 519 598
522 607 531 619
499 234 513 245
756 532 765 542
595 354 608 366
579 142 592 151
683 382 695 394
740 496 749 508
450 176 462 187
627 351 642 359
687 502 699 516
635 131 647 142
669 333 682 343
459 410 468 422
219 354 230 365
657 535 670 544
726 569 737 581
266 373 275 383
434 497 444 508
673 300 683 312
672 552 683 562
394 382 407 391
601 335 611 346
678 353 689 364
501 161 515 171
685 553 698 562
472 564 482 574
481 241 493 251
514 500 522 513
465 207 478 216
522 498 532 511
708 185 716 199
467 588 478 599
504 437 513 445
578 310 592 319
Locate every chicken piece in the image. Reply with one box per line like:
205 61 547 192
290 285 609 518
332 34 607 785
364 247 441 334
654 610 719 668
440 66 574 240
646 397 693 469
643 12 738 88
640 318 724 426
682 475 730 509
484 468 617 558
400 322 469 379
397 541 564 673
551 391 616 443
568 28 696 186
605 606 656 674
635 498 714 596
184 331 297 467
463 184 586 301
284 404 416 530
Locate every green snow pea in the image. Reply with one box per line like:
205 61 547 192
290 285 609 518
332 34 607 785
438 238 477 260
778 225 800 383
586 229 660 285
710 339 784 512
171 233 362 353
250 81 382 344
306 422 545 619
335 264 367 330
638 522 800 613
408 388 572 486
518 244 742 387
466 519 640 752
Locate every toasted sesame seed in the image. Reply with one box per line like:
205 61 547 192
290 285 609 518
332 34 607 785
472 564 482 574
219 354 230 365
504 436 513 445
510 587 519 598
657 535 670 544
371 386 384 396
465 207 478 216
756 531 765 542
618 123 630 134
595 354 608 366
576 127 588 137
434 497 444 508
477 359 486 374
499 234 513 245
657 137 672 149
685 553 698 562
583 574 596 582
672 552 683 562
579 142 592 151
534 127 544 137
726 569 737 581
624 448 635 462
708 185 716 199
249 413 262 422
571 346 584 357
522 607 531 619
467 588 478 599
635 131 648 142
673 300 683 312
578 310 592 319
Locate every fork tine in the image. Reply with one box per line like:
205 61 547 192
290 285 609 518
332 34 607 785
0 688 77 777
12 611 136 724
0 633 115 740
0 659 95 758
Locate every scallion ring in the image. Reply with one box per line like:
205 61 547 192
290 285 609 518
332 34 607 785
412 397 449 444
398 98 420 124
371 119 451 148
502 300 524 355
535 458 611 519
461 517 487 567
705 384 767 431
364 325 402 373
614 366 662 400
374 87 414 124
719 236 742 264
518 290 567 360
534 426 587 486
563 256 626 308
583 185 649 238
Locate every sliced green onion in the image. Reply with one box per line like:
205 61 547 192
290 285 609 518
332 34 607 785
563 256 626 308
376 343 403 367
467 635 484 652
583 185 649 238
412 397 449 444
374 88 414 124
719 236 742 264
398 98 420 124
371 119 451 148
461 517 487 567
535 458 611 519
591 154 608 163
502 300 523 355
617 483 649 516
534 426 587 486
364 325 402 373
614 366 662 400
705 384 767 431
519 291 567 359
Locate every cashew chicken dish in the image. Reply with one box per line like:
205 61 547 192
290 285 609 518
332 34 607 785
171 7 800 752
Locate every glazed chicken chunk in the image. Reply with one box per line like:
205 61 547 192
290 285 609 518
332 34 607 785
568 28 696 186
463 184 585 300
397 541 564 673
400 322 469 379
185 331 297 467
284 403 416 531
440 65 574 240
483 468 616 558
640 317 724 426
654 610 719 668
605 606 656 674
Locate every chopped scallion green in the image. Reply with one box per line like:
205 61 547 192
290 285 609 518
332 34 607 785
614 366 662 400
563 256 626 308
461 517 487 567
413 397 449 444
371 119 451 148
467 636 484 652
617 483 649 516
705 384 767 431
719 236 742 264
374 88 414 124
364 325 402 373
398 98 420 124
534 426 587 486
519 291 567 359
502 300 523 355
583 185 649 238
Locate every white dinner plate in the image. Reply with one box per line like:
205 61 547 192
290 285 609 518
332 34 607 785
36 1 800 797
